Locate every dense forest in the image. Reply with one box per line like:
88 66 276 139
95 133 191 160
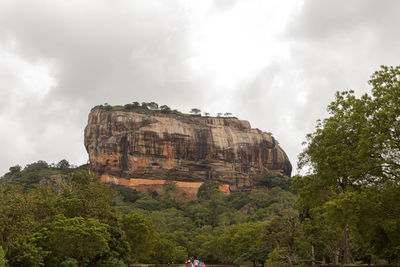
0 66 399 267
0 162 296 267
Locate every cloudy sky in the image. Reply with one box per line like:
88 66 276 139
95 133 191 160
1 0 399 175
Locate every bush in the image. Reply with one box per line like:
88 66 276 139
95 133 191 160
60 258 78 267
97 257 127 267
260 173 291 191
0 246 6 267
197 180 221 200
6 242 45 267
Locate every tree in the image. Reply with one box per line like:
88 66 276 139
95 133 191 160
204 112 210 116
367 66 400 182
121 211 155 263
6 242 45 267
60 171 115 219
232 222 269 266
292 175 341 265
124 103 134 110
298 66 400 264
300 66 400 188
4 165 21 177
33 214 110 266
149 209 194 233
190 108 201 115
56 159 70 169
197 181 221 200
151 237 175 263
264 209 303 265
224 112 232 117
147 102 159 110
0 246 6 267
141 102 149 109
24 160 49 172
0 185 36 256
259 173 291 191
160 105 171 113
103 103 112 110
217 112 222 117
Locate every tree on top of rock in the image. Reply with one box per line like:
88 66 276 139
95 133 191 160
190 108 201 115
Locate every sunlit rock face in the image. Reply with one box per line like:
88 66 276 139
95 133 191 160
84 108 291 197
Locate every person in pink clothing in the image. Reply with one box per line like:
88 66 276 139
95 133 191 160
200 261 205 267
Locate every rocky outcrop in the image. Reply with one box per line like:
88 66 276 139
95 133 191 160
84 108 292 196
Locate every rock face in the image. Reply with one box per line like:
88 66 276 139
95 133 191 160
84 108 292 197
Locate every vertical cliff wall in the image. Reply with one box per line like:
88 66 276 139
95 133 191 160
84 108 292 196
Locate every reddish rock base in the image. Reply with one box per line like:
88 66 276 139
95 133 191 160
100 174 230 200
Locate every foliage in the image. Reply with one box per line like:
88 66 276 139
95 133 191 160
197 180 221 200
56 159 70 169
260 173 291 191
4 68 400 267
96 256 127 267
190 108 201 115
91 102 242 121
0 185 36 255
0 164 308 265
1 160 74 189
60 258 78 267
6 242 46 267
0 246 6 267
93 101 191 116
297 65 400 264
121 211 155 263
33 214 110 265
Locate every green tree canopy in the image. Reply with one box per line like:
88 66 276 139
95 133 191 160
190 108 201 115
34 214 110 266
297 65 400 264
121 211 155 263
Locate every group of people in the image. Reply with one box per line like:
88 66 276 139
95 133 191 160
185 257 205 267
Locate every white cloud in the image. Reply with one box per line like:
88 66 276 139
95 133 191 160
188 1 297 89
0 0 399 176
0 42 57 170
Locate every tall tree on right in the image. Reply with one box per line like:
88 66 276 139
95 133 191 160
298 66 400 264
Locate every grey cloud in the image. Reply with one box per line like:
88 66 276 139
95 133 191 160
0 0 200 102
288 0 400 41
0 0 208 174
1 0 400 175
230 0 400 172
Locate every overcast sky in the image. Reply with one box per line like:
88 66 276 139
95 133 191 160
1 0 399 175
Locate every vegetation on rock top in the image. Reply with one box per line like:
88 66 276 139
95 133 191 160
91 101 236 118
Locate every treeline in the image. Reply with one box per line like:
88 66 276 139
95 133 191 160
92 102 234 118
1 160 74 189
92 101 187 116
0 162 297 267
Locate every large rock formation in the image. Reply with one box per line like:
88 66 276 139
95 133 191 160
84 108 291 198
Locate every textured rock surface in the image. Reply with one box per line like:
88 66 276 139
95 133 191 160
84 108 292 193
